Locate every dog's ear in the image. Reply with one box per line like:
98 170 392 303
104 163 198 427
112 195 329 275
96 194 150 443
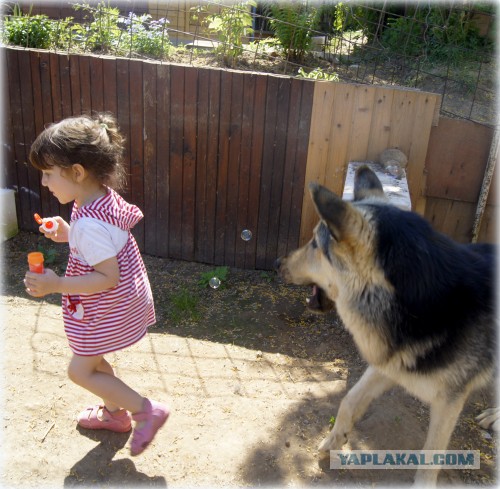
353 165 385 201
309 182 349 241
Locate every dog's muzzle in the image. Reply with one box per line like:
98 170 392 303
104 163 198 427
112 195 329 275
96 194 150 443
275 257 335 314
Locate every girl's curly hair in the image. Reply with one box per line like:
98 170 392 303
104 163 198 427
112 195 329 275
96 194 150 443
29 113 127 190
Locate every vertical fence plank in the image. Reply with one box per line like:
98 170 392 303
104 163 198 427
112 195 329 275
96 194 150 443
196 69 221 264
2 48 16 192
59 54 72 118
18 50 41 227
194 68 211 264
324 84 355 194
181 66 198 262
287 78 314 255
69 55 81 115
49 53 62 123
406 93 440 214
168 64 185 259
224 71 244 267
102 57 117 116
244 74 266 269
277 78 300 259
30 51 56 218
129 59 145 250
156 63 171 257
79 55 92 115
116 58 131 203
38 51 61 219
366 86 394 161
346 85 376 162
7 49 31 229
89 56 104 113
277 78 303 259
265 77 291 269
143 61 158 255
256 75 279 269
214 71 232 265
30 52 44 136
234 73 256 269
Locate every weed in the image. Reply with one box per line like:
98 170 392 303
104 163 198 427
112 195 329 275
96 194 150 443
198 266 229 289
297 67 339 82
170 287 200 322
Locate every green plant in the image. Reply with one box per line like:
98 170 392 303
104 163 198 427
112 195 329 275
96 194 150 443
198 266 229 289
119 12 170 59
3 6 55 49
74 1 123 53
170 288 200 322
192 0 256 67
36 243 58 265
297 66 339 82
329 415 336 429
267 1 317 62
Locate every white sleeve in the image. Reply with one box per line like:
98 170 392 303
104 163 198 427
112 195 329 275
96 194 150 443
71 218 125 266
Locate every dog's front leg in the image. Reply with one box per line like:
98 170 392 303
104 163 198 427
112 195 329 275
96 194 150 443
318 366 395 452
413 394 467 487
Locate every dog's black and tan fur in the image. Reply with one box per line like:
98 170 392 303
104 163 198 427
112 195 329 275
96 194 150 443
276 166 496 486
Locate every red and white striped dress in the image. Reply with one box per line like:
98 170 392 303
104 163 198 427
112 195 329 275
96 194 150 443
63 189 155 356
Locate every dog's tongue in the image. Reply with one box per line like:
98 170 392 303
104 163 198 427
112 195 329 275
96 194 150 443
306 285 321 309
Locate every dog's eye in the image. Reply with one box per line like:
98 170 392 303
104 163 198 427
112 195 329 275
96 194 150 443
311 238 318 249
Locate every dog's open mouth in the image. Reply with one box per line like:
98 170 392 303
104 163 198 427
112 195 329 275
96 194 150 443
306 285 335 313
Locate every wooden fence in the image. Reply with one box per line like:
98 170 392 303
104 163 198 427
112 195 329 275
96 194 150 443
2 47 496 270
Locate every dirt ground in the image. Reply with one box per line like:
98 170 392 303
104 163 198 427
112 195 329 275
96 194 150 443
1 231 497 488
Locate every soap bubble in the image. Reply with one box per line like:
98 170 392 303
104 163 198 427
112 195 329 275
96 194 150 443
209 277 221 289
241 229 252 241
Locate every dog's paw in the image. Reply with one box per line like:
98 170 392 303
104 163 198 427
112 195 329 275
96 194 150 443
318 430 347 452
476 408 500 431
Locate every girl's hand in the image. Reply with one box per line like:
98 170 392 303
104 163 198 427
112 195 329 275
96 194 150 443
40 216 69 243
24 269 61 298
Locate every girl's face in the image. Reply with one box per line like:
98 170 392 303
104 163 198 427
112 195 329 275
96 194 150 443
41 166 78 205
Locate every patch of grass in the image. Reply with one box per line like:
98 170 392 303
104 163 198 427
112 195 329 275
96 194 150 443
169 287 200 322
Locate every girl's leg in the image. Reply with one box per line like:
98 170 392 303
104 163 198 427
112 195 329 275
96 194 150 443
69 353 169 455
68 354 144 414
95 357 121 412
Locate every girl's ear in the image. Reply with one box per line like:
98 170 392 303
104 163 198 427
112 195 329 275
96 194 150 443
71 164 87 182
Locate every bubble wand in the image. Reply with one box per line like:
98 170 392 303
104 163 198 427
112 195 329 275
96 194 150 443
34 213 59 233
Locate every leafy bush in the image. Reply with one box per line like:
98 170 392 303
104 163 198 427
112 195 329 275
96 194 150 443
3 2 172 60
3 6 56 49
192 0 256 67
267 2 317 62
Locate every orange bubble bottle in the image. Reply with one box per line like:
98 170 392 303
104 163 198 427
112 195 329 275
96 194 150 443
27 252 44 274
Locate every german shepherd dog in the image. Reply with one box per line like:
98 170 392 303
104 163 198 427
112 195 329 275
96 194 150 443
276 166 496 486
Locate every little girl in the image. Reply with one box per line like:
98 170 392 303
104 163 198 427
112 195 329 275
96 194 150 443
24 113 169 456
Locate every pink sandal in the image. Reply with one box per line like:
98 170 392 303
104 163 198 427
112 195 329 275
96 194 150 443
130 398 169 456
77 404 132 433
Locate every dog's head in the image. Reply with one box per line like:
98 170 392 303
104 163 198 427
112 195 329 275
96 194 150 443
276 166 393 313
